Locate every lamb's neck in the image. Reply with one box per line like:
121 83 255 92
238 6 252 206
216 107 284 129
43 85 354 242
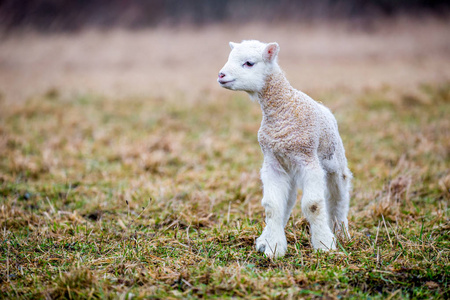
255 71 296 116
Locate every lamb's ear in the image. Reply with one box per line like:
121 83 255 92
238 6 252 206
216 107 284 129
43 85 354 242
229 42 237 50
263 42 280 62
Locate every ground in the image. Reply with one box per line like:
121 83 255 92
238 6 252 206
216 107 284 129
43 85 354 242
0 19 449 299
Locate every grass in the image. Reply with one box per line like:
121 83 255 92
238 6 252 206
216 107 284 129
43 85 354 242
0 81 449 299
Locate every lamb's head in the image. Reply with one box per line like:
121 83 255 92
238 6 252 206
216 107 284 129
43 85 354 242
218 40 280 94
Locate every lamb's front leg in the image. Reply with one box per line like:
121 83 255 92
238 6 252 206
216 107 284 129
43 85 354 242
301 162 336 250
256 157 291 258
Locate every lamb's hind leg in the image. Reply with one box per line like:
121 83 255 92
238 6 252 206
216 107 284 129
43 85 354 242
283 177 298 228
256 156 291 258
326 168 352 239
301 161 336 250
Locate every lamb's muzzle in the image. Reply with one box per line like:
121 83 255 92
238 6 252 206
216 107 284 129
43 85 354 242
218 40 352 258
217 71 235 88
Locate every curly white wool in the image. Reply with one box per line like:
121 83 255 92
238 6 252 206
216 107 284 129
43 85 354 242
218 40 352 258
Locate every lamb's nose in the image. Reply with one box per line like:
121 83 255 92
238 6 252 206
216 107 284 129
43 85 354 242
218 72 226 79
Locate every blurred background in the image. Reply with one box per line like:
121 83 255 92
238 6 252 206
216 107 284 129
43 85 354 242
1 0 449 30
0 0 449 102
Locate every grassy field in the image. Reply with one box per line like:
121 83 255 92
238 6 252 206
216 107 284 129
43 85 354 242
1 81 449 299
0 20 449 299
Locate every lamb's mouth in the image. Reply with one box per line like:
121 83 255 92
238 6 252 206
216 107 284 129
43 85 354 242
218 79 235 85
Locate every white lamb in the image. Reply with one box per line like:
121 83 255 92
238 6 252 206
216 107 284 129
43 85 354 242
217 40 352 258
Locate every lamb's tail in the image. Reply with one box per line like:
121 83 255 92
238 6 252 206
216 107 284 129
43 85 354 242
342 168 353 192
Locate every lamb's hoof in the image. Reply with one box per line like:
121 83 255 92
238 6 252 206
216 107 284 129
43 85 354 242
256 243 266 253
255 228 287 258
311 234 337 251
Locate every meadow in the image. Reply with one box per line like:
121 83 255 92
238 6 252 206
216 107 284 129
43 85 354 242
0 19 449 299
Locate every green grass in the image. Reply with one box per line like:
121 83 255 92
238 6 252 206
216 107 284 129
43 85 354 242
0 83 449 299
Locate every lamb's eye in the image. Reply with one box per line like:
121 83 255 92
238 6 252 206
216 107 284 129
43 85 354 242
243 61 255 68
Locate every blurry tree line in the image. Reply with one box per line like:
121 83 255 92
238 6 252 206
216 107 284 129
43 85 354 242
1 0 449 31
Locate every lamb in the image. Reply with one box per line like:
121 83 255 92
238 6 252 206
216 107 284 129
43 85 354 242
217 40 352 258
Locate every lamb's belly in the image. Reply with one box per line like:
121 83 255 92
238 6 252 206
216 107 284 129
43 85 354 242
258 130 316 170
258 127 314 155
